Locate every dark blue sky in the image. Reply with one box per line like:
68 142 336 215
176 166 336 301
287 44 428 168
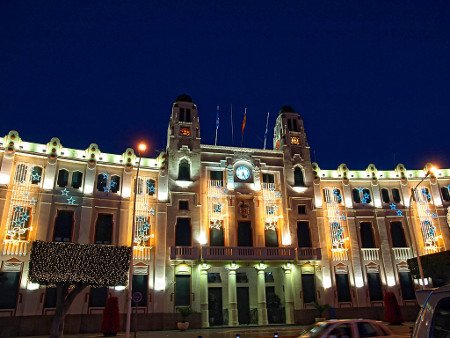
1 0 449 170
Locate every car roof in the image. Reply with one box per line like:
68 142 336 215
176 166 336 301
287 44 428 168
416 284 450 307
318 319 384 324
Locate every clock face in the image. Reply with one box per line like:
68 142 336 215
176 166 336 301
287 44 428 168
290 136 300 145
235 166 251 181
180 127 191 136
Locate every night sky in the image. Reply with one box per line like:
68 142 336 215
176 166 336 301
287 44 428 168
1 1 449 170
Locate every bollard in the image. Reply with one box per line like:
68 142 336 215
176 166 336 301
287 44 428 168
274 333 279 338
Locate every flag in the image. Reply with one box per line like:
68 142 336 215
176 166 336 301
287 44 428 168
241 108 247 135
216 105 220 130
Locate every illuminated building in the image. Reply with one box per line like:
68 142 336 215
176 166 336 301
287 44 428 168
0 94 449 329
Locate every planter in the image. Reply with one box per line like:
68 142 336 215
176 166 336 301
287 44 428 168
177 321 190 331
315 317 326 322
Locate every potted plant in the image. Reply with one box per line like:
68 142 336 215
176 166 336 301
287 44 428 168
101 296 120 336
177 306 193 331
312 301 330 322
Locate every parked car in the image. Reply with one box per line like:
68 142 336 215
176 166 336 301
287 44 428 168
298 319 397 338
413 284 450 338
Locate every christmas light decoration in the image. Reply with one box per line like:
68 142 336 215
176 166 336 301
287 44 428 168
414 185 442 253
323 187 348 256
134 175 157 249
208 178 228 230
262 181 282 231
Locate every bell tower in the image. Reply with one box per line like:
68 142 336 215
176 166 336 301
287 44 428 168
167 94 201 151
273 105 310 161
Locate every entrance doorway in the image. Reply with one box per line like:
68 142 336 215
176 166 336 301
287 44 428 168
237 222 253 247
237 287 250 324
208 287 223 326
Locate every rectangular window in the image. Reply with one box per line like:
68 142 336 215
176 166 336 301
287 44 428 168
53 210 74 242
301 274 316 303
207 273 222 283
175 218 191 246
335 274 352 303
175 275 191 306
367 273 383 301
179 200 189 210
262 173 275 183
297 221 312 248
236 272 249 283
89 287 108 307
399 272 415 300
132 274 148 307
360 222 376 248
390 221 407 247
0 272 20 309
297 205 307 214
95 214 113 244
210 171 223 181
57 169 69 187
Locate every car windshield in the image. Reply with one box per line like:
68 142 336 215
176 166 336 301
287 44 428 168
300 323 332 337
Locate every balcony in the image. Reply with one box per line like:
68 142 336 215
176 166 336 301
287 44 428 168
392 247 413 260
170 246 200 260
297 247 322 260
361 248 380 261
201 246 296 261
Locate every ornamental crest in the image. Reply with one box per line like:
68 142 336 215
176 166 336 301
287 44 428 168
239 202 250 218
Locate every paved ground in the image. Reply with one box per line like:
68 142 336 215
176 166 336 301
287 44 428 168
15 323 413 338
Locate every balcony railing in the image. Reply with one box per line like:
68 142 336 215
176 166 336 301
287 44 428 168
392 247 413 260
361 248 380 261
134 246 152 260
297 247 322 260
2 240 29 256
202 246 296 260
332 250 349 261
170 246 200 260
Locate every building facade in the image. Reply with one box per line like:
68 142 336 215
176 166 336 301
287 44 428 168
1 94 450 328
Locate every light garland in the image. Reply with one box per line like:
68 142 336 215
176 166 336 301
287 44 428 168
29 241 132 286
324 187 348 252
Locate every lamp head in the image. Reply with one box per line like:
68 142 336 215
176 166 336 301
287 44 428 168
137 142 147 153
425 163 438 176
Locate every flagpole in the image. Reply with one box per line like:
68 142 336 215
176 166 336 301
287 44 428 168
230 104 234 146
215 105 219 146
241 108 247 147
263 111 270 149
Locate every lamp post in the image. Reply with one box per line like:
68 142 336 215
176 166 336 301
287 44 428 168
125 142 147 338
407 165 437 289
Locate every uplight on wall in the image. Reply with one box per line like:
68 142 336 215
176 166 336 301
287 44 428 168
197 231 207 245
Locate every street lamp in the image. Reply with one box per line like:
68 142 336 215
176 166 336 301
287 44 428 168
407 164 437 289
125 142 147 338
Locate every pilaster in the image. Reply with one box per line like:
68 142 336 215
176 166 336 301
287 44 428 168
255 263 268 325
226 263 239 326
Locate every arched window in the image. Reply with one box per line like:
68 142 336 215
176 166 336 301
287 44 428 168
31 166 42 184
146 179 156 195
57 169 69 187
178 159 190 181
360 222 376 248
97 173 108 192
381 188 390 204
392 188 401 203
294 167 305 187
71 171 83 189
352 189 361 203
390 221 407 247
110 175 120 193
441 187 450 202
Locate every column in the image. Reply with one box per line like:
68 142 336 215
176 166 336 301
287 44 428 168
200 264 210 327
255 263 268 325
226 263 239 326
283 264 295 324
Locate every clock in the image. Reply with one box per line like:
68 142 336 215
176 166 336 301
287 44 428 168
180 127 191 136
290 136 300 145
235 166 251 181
